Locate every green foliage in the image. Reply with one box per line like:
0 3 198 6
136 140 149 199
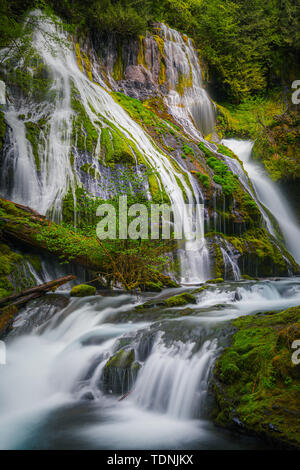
252 109 300 181
216 93 285 139
2 0 300 102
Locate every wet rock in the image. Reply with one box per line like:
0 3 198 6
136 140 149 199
137 292 197 310
102 348 141 395
80 391 95 401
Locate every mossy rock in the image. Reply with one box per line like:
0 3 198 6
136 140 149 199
205 278 224 284
70 284 96 297
192 285 209 295
143 281 163 292
165 292 197 307
103 348 140 395
105 348 135 369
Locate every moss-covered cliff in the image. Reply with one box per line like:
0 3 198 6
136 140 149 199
213 306 300 449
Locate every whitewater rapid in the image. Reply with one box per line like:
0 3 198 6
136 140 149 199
1 277 300 449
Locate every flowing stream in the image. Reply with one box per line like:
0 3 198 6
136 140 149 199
1 277 300 449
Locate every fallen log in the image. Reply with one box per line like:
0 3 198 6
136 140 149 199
0 197 102 271
0 275 76 308
0 274 76 338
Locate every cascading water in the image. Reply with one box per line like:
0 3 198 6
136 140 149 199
1 277 300 449
223 139 300 264
0 12 210 283
159 24 215 139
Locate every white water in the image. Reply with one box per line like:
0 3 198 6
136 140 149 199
223 139 300 264
0 80 6 105
1 277 300 449
160 24 215 138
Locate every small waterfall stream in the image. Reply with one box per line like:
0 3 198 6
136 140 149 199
159 24 215 138
223 139 300 264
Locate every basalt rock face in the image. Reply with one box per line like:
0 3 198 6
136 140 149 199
88 23 215 138
0 12 298 283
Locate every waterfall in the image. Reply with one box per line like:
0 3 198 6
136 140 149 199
220 241 241 281
159 24 215 138
223 139 300 264
132 337 218 419
0 12 211 283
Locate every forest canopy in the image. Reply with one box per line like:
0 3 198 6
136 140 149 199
1 0 300 101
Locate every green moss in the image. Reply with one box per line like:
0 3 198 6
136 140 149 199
205 155 239 195
182 143 194 157
70 284 96 297
216 93 284 140
71 84 99 154
24 254 42 273
213 306 300 448
100 127 113 163
112 92 160 128
165 292 197 307
80 163 100 179
205 278 224 284
198 141 214 158
192 285 209 294
24 121 45 171
143 281 163 292
0 242 24 299
110 130 135 165
0 305 18 336
252 110 300 181
105 348 135 369
196 172 210 189
112 43 124 81
176 71 193 96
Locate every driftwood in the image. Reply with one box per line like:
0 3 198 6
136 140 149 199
118 390 133 401
0 275 76 309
